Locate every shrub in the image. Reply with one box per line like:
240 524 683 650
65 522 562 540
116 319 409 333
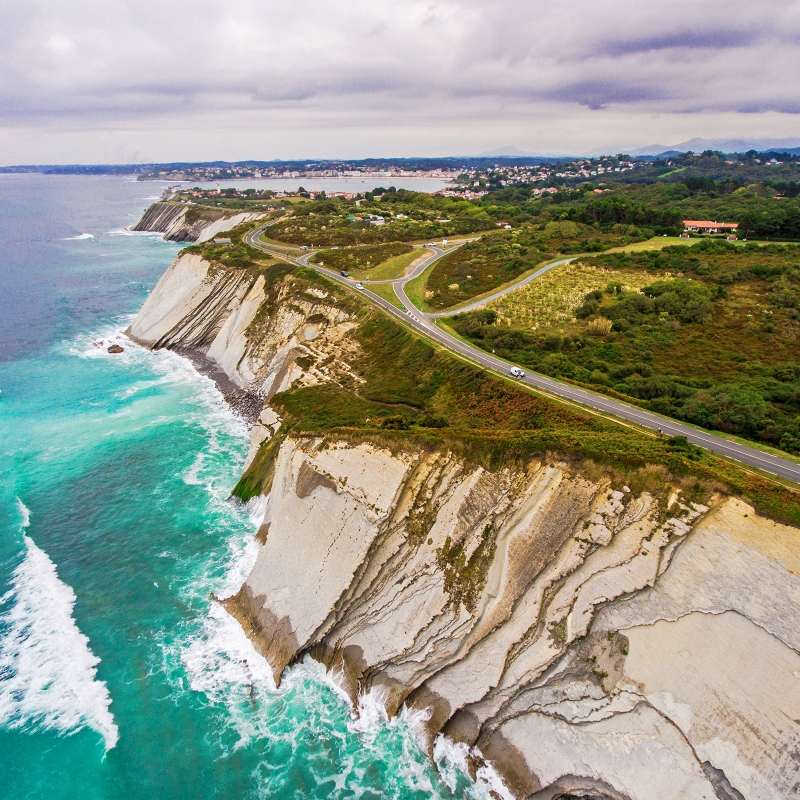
543 334 563 351
586 317 613 336
545 220 581 239
680 384 768 435
643 279 714 324
382 415 410 430
589 369 609 384
418 414 448 428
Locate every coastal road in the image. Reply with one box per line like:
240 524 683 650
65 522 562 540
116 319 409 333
245 225 800 485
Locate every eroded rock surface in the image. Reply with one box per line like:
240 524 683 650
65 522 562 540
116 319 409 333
128 251 361 417
132 251 800 800
131 200 265 242
224 433 800 800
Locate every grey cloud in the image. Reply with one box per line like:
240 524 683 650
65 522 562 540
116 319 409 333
542 80 669 110
0 0 799 159
591 27 760 57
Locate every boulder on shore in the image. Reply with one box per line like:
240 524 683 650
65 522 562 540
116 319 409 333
107 344 124 354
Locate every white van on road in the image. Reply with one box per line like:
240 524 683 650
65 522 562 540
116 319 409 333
509 367 525 378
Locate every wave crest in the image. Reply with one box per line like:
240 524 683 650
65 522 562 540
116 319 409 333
0 526 118 750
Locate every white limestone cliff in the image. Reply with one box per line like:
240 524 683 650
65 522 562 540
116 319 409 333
128 250 358 405
131 250 800 800
225 427 800 800
131 200 265 242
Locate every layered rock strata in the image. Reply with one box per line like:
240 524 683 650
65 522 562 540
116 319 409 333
132 200 265 242
227 437 799 800
131 252 800 800
128 251 358 412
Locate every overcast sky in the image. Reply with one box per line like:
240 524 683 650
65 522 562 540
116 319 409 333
2 0 799 163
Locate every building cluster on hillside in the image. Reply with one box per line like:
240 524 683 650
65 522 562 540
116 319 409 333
437 188 489 199
147 164 460 182
446 156 644 197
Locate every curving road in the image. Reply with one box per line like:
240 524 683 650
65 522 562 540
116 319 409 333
245 225 800 485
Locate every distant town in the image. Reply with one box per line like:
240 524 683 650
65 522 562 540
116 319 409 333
138 155 643 187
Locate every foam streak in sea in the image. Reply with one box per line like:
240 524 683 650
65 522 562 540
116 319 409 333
0 501 118 750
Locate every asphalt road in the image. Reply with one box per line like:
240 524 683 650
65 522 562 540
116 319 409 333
245 225 800 485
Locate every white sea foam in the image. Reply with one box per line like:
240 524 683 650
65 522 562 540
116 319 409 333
287 656 354 711
176 601 276 750
180 602 275 701
434 734 516 800
107 228 164 237
244 494 269 529
474 760 515 800
70 321 248 443
182 452 206 486
15 497 30 529
62 233 94 240
0 509 118 750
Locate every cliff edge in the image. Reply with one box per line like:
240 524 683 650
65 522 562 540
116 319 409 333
132 200 266 242
131 244 800 800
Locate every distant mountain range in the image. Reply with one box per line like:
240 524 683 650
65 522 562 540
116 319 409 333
480 139 800 159
630 137 800 157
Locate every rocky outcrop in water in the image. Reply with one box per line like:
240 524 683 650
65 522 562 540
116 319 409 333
132 201 265 242
131 252 800 800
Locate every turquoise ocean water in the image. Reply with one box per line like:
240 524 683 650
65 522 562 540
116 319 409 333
0 175 500 799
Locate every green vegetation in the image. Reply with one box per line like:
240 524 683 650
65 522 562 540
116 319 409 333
184 221 275 270
311 242 419 279
624 150 800 188
368 282 404 308
438 524 497 611
591 181 800 241
451 240 800 456
424 231 551 310
404 261 437 310
265 192 494 247
423 218 672 310
230 260 800 526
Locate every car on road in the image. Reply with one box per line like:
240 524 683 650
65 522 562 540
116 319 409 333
356 283 365 290
510 367 525 378
340 270 349 277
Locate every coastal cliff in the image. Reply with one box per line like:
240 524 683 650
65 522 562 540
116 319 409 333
131 246 800 800
132 200 266 242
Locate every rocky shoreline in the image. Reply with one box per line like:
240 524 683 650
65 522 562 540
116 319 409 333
174 347 264 425
127 244 800 800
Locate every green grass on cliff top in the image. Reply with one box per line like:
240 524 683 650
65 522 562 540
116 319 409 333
231 261 800 526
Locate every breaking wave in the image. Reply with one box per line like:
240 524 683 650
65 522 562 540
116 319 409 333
62 233 94 240
0 502 118 750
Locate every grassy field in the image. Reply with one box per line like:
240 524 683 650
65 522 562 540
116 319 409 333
481 260 654 331
606 236 693 253
368 282 404 308
451 239 800 456
605 236 770 254
265 194 494 247
257 233 305 256
313 246 425 281
404 261 437 311
357 249 423 280
310 242 411 274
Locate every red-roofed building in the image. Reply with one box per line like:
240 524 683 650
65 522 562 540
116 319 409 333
683 220 739 234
